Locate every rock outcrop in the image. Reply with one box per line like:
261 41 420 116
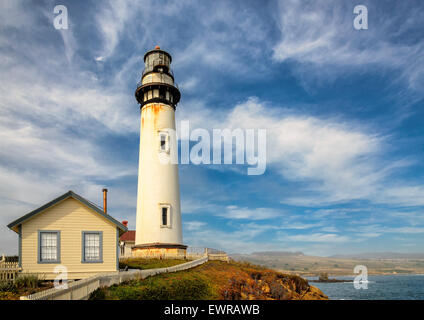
220 263 328 300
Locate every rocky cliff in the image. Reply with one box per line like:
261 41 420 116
92 259 328 300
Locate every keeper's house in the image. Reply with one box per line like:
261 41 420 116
7 190 127 280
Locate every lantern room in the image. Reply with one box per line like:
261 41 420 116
135 46 181 109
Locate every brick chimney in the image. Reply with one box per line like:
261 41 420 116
122 220 128 228
102 188 108 213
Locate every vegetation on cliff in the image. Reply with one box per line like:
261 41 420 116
118 258 186 270
90 260 328 300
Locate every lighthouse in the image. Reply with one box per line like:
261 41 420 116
132 46 186 259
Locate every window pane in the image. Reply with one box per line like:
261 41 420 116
84 233 100 261
160 133 168 151
40 232 58 261
162 207 168 226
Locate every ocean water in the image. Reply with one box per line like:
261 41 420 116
307 275 424 300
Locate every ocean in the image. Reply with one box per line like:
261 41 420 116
307 274 424 300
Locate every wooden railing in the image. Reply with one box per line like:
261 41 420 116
186 247 228 261
118 247 228 261
0 261 21 282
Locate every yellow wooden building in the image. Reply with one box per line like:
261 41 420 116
7 190 127 280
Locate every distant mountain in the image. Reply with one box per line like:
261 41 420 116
249 251 305 257
330 252 424 259
231 251 424 260
229 251 424 275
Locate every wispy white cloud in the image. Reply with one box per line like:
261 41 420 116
176 95 424 207
184 221 207 231
94 0 135 59
184 222 294 253
218 205 283 220
222 98 424 207
272 0 424 91
350 224 424 235
282 233 350 243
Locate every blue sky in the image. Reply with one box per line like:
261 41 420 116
0 0 423 256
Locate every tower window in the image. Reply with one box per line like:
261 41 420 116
159 88 166 99
159 131 170 153
162 207 167 225
160 204 171 227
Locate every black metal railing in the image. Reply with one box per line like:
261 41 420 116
136 81 179 90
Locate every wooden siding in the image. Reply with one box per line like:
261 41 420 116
21 198 118 279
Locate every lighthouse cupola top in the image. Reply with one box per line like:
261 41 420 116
135 46 181 109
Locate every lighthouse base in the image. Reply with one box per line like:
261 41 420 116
132 243 187 259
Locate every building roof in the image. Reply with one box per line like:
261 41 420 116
120 230 136 242
7 190 128 234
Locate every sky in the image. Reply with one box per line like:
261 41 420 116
0 0 423 256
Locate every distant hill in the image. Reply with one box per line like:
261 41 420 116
249 251 305 257
330 252 424 259
230 251 424 276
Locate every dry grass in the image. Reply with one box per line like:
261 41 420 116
119 258 187 270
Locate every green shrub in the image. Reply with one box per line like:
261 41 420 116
14 274 39 289
0 281 15 292
119 258 186 270
105 274 212 300
89 288 107 300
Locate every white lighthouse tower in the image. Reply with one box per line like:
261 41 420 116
132 46 186 259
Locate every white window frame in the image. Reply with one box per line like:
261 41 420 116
82 231 103 263
159 204 172 228
38 230 61 264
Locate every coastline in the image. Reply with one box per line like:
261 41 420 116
299 272 424 277
307 274 424 300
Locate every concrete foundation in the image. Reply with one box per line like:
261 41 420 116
132 243 187 259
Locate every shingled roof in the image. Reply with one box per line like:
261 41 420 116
120 230 136 242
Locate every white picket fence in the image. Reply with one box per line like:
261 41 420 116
0 255 21 282
186 247 228 260
118 247 229 261
20 256 209 300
